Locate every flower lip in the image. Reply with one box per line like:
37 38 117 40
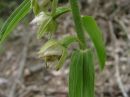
43 54 62 62
39 45 63 61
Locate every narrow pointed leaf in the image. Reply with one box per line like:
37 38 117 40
69 50 83 97
82 16 106 69
83 49 95 97
0 0 31 44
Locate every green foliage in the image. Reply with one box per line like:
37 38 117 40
0 0 31 44
83 49 95 97
69 49 95 97
69 50 83 97
82 16 106 69
69 0 86 49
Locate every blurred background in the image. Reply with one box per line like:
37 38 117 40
0 0 130 97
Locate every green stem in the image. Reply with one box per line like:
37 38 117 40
69 0 86 49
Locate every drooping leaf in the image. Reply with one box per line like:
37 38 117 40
82 16 106 69
83 49 95 97
69 50 83 97
0 0 31 44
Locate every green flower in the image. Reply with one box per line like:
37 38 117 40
38 40 67 70
31 11 57 39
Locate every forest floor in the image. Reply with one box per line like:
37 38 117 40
0 0 130 97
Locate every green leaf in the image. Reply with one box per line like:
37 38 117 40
69 50 83 97
0 0 31 44
53 7 71 19
82 16 106 70
83 49 95 97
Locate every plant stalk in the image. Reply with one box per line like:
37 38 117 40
69 0 86 49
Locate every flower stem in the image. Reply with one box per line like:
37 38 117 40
69 0 86 49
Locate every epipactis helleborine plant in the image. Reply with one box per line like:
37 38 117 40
0 0 106 97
